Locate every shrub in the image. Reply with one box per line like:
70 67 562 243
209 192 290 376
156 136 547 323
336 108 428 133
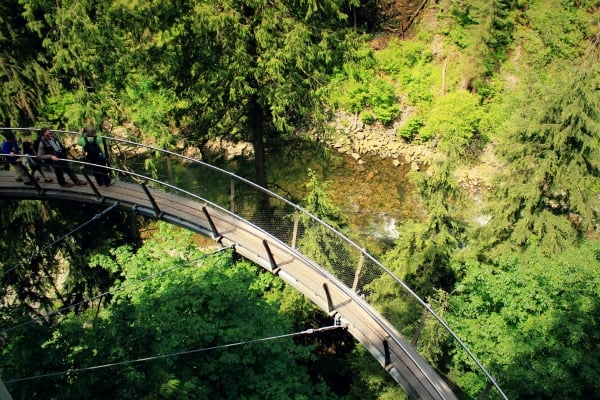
397 116 424 142
419 91 485 157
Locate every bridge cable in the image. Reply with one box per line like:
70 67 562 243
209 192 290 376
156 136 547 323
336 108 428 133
1 245 234 334
1 202 121 278
4 323 342 384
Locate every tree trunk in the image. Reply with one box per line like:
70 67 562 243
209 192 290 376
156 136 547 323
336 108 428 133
441 57 447 95
248 97 271 213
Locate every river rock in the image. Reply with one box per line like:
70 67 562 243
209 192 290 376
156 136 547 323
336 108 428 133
182 146 203 161
327 111 437 169
205 138 254 160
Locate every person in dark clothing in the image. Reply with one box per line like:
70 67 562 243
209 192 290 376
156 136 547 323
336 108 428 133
78 126 113 186
23 140 53 182
2 132 33 185
36 127 87 187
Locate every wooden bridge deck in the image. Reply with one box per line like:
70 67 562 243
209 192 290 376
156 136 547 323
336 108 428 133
0 170 457 400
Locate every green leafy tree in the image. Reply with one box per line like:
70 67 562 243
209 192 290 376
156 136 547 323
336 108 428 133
2 223 338 399
0 0 49 125
447 242 600 399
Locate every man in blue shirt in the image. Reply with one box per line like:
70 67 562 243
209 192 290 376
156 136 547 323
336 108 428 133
2 132 33 185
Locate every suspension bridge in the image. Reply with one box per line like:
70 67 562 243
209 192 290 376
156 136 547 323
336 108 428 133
0 128 507 400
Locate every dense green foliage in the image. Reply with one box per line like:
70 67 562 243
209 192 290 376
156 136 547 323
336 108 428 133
0 200 136 318
9 0 359 190
1 223 338 399
448 242 600 399
482 52 600 255
333 0 599 398
0 1 48 125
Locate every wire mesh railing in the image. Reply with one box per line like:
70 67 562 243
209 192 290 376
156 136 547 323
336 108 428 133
0 127 508 399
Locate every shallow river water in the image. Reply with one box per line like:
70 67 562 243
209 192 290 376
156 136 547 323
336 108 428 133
255 143 426 253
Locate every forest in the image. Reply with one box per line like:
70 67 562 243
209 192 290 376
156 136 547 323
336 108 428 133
1 0 600 399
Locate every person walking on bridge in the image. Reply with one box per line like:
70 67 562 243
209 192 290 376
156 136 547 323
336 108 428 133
78 126 113 186
2 132 33 185
23 140 53 183
37 128 87 188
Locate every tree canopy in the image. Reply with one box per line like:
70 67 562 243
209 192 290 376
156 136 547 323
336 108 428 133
2 223 339 399
481 43 600 255
14 0 358 190
448 242 600 399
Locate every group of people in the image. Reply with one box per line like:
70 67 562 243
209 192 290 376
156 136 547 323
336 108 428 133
1 126 113 188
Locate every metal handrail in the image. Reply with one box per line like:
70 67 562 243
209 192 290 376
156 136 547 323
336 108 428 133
0 126 508 399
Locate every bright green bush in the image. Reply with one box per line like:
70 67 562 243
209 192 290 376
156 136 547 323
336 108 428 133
327 61 399 124
375 38 436 106
326 37 441 125
368 79 400 124
419 91 485 157
376 40 433 72
397 115 424 142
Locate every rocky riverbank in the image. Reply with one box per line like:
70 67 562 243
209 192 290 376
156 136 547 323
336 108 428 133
325 112 504 202
326 112 436 172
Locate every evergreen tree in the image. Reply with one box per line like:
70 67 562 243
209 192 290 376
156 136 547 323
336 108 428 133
481 40 600 255
381 161 464 298
0 0 49 125
366 161 465 340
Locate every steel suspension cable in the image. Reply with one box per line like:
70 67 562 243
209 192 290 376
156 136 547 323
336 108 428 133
4 323 342 384
1 245 233 334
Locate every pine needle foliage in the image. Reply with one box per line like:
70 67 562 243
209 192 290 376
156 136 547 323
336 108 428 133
0 1 49 125
366 161 465 338
482 42 600 255
383 161 465 297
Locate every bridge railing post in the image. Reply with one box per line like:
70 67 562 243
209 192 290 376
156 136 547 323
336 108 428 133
230 178 235 213
351 251 365 293
411 307 429 346
291 210 300 249
477 380 494 400
166 156 174 190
